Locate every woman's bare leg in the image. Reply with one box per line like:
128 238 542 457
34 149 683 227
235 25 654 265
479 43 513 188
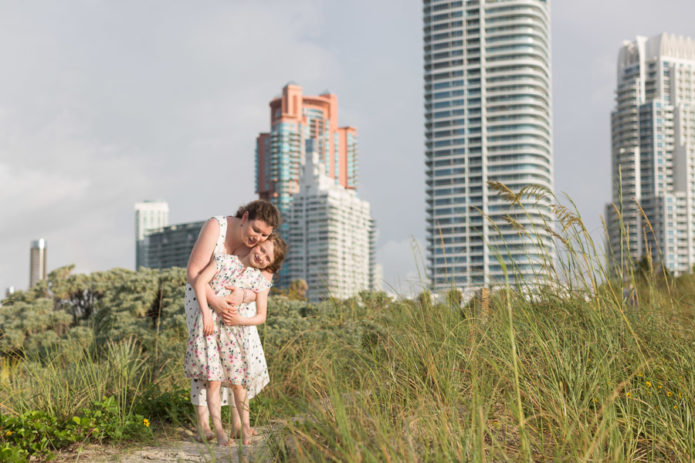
192 379 213 441
206 381 228 446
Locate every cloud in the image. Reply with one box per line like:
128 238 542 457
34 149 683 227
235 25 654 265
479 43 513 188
0 163 89 225
377 237 428 298
0 0 344 291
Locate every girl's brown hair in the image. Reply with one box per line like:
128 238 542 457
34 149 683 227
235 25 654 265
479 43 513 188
264 233 288 274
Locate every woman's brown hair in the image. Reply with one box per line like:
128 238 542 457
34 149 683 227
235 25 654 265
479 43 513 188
235 200 282 229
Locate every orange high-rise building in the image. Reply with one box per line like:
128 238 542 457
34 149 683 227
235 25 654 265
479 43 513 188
255 83 358 218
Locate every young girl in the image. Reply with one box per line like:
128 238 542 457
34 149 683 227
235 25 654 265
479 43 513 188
184 233 287 446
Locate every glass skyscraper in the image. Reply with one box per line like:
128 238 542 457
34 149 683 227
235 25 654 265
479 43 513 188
424 0 554 293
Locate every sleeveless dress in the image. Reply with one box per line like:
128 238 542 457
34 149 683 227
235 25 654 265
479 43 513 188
184 217 272 399
218 261 271 399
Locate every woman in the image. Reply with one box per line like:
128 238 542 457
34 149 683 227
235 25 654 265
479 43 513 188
184 199 281 442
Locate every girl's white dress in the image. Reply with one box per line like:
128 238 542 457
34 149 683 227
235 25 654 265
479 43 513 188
184 217 271 399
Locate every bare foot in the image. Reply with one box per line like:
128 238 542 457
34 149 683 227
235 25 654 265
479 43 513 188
195 429 214 443
216 430 231 447
232 426 257 438
241 425 255 445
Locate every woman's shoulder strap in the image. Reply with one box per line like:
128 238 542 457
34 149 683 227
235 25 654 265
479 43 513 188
210 216 228 253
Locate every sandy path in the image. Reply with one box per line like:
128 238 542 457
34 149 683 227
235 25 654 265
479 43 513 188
54 426 276 463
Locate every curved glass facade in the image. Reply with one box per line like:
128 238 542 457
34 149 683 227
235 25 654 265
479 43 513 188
424 0 554 293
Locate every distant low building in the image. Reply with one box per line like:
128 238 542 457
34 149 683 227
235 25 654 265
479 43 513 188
142 221 205 270
29 238 47 288
135 200 169 269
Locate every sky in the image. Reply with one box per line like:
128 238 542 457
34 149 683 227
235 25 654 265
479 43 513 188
1 0 694 296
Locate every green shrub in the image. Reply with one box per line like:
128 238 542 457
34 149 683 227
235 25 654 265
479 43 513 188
0 396 153 462
70 396 152 442
134 385 192 427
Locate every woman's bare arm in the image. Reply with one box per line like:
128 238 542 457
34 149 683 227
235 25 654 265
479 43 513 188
186 218 231 314
225 271 273 304
186 218 220 284
225 288 269 326
192 258 218 335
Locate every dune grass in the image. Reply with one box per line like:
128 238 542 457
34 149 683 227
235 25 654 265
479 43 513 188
261 278 695 461
261 188 695 462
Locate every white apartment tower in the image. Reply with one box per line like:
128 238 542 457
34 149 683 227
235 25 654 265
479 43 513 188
606 34 695 275
424 0 554 294
135 200 169 269
286 140 377 302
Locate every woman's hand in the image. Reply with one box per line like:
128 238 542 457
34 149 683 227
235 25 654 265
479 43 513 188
208 293 229 314
225 286 257 304
202 313 214 336
208 290 246 314
225 287 244 307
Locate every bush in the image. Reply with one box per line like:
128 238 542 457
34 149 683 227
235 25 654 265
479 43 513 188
0 396 153 462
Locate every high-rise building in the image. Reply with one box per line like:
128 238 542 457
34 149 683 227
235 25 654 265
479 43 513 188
424 0 554 294
256 83 359 286
135 200 169 269
142 221 205 270
285 140 377 301
256 83 358 219
29 238 47 287
606 34 695 275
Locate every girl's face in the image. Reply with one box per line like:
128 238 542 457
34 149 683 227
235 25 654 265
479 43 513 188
249 240 275 269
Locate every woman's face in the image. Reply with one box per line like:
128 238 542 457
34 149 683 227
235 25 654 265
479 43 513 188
242 218 273 248
250 240 275 269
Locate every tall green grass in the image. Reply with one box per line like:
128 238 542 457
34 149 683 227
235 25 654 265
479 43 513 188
2 337 151 419
262 188 695 462
262 283 695 461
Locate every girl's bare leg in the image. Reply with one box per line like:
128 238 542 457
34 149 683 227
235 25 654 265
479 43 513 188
230 400 242 438
231 385 252 444
206 381 228 446
229 405 256 438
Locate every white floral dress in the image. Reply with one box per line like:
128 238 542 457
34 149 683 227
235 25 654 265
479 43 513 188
217 259 271 399
184 222 271 399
